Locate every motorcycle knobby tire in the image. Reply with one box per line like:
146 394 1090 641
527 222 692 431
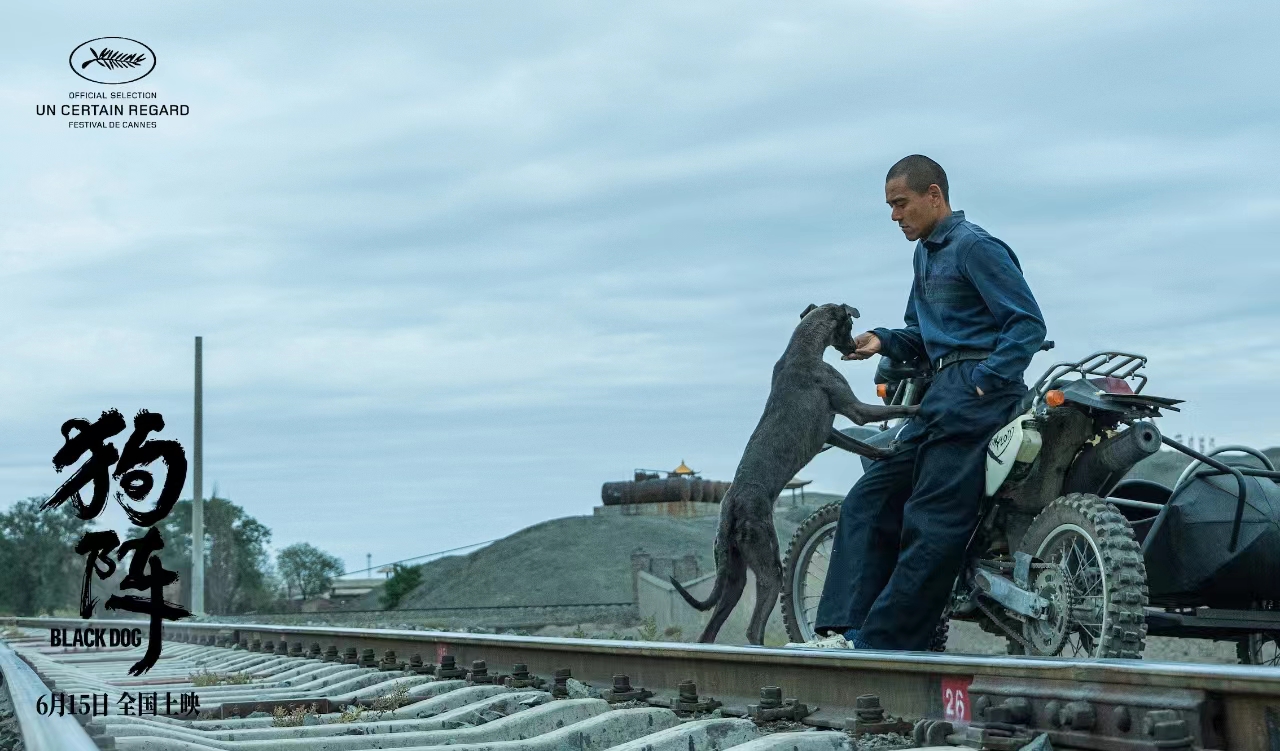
1014 492 1149 659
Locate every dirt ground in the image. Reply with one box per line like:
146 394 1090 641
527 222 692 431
939 620 1242 663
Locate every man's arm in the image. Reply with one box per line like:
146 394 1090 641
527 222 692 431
869 283 927 363
963 238 1046 394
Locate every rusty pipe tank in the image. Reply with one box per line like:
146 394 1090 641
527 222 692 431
601 477 731 506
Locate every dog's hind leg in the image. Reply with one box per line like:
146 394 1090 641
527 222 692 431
741 523 784 645
697 547 747 643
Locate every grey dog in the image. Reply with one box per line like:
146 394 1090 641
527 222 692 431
671 303 918 644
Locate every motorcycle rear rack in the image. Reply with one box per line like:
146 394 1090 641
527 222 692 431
1030 350 1149 396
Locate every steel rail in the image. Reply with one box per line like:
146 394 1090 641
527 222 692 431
12 616 1280 749
0 636 99 751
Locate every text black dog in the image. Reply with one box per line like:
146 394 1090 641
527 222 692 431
671 303 917 644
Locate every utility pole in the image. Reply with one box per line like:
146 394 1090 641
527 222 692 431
366 553 372 577
192 336 205 616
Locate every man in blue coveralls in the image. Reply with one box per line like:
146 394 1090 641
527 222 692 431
809 155 1046 651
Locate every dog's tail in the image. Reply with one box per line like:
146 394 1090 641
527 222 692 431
669 574 718 611
668 522 734 611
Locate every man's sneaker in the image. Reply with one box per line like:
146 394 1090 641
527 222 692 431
784 633 852 649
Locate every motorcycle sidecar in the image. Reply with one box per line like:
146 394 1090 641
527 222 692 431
1110 447 1280 664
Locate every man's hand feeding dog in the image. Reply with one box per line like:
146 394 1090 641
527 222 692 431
670 303 917 645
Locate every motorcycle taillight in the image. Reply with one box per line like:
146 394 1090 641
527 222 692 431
1088 376 1134 395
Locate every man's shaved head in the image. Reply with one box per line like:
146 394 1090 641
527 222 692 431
886 155 949 203
885 155 952 241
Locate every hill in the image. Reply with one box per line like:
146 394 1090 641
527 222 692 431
357 493 845 612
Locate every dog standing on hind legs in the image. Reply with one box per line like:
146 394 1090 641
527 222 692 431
670 303 918 645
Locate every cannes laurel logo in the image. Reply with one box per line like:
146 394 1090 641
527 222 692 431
69 38 156 85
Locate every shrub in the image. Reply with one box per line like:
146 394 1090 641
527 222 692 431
380 564 423 610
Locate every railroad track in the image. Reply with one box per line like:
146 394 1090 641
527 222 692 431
3 617 1280 750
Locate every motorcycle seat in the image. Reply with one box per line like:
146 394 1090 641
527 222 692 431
875 358 928 384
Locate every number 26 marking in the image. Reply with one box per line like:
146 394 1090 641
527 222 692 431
941 677 971 723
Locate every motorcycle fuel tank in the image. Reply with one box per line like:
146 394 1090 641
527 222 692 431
985 412 1043 496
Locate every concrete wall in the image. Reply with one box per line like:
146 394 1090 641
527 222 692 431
636 569 788 646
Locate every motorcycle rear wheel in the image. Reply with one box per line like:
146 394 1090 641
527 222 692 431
1013 493 1148 659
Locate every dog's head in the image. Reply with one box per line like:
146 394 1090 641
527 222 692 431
800 303 860 355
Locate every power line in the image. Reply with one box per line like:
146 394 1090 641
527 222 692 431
338 539 499 578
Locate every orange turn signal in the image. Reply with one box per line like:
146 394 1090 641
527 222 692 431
876 383 889 399
1045 389 1066 408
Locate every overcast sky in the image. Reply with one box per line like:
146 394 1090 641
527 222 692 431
2 1 1277 578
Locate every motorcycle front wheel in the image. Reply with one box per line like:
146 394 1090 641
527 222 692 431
781 502 840 644
780 503 948 651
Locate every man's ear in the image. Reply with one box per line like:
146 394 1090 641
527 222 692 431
841 304 860 319
800 304 818 319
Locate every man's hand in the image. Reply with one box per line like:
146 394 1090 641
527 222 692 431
841 331 882 360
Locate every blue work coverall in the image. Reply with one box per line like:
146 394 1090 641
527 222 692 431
814 210 1046 651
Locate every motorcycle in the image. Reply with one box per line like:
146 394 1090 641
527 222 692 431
781 347 1280 660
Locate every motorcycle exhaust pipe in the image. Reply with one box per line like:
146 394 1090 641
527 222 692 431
1063 420 1162 497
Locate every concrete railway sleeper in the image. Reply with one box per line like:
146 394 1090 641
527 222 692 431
5 619 1280 749
105 691 555 743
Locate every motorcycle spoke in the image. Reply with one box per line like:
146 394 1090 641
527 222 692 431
1071 597 1105 622
813 542 832 564
788 521 839 639
1075 572 1103 598
1037 524 1115 658
1068 632 1093 657
1063 634 1085 657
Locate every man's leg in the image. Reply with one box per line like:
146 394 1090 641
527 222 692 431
813 444 915 636
857 363 1023 651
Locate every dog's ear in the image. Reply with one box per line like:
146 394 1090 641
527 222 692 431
842 304 860 319
800 304 818 319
